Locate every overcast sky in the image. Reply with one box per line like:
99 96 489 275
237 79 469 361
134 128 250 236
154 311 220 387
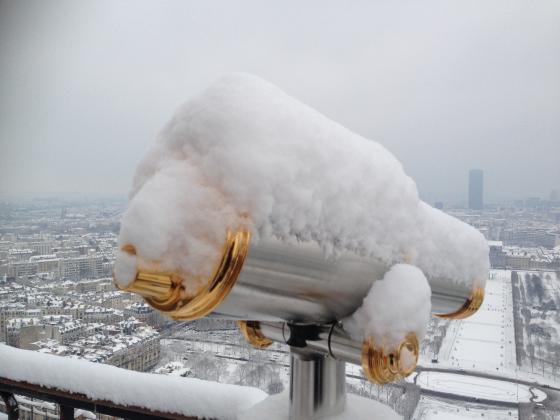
0 0 558 204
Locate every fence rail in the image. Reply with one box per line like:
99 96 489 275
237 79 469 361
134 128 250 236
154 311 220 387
0 376 200 420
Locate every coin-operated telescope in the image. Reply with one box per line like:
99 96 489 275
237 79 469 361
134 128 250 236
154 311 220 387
115 229 484 419
113 73 488 419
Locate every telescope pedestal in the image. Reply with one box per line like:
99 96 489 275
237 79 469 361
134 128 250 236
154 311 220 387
289 349 346 420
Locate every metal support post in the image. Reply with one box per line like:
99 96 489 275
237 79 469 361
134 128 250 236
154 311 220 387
289 349 346 420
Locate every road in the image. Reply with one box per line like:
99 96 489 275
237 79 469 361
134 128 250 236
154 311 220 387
413 366 552 408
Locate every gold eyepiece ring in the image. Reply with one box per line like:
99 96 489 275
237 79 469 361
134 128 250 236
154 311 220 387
436 287 485 320
237 321 273 349
114 229 251 321
361 333 419 385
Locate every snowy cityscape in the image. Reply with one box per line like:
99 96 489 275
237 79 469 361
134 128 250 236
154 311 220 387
1 196 559 419
1 2 559 419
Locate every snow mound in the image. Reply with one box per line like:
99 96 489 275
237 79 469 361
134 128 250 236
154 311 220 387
344 263 431 347
0 344 266 420
238 391 401 420
115 73 488 297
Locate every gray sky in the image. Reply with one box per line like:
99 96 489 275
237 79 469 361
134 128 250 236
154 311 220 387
1 0 559 204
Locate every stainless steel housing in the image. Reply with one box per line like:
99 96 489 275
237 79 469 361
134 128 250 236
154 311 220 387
214 237 478 322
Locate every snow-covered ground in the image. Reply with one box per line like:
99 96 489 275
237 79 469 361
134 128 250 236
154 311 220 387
513 270 560 376
239 392 400 420
412 396 518 420
438 269 516 372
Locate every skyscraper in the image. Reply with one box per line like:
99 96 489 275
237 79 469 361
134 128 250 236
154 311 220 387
469 169 484 210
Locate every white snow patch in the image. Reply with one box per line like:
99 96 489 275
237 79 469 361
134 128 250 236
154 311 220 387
74 409 96 419
238 391 401 420
112 250 137 287
344 264 431 347
114 73 488 300
0 344 266 420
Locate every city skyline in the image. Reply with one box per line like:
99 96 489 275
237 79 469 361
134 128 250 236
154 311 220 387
1 196 559 419
1 179 559 208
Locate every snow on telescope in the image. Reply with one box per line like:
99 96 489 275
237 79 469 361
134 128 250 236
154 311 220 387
113 73 489 385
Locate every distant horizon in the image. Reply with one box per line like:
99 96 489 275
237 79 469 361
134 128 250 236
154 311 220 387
0 187 557 208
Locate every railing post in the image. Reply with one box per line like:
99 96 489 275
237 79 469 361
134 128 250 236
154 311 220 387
0 391 18 420
60 404 74 419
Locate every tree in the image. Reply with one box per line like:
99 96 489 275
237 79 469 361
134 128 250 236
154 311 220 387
189 353 219 381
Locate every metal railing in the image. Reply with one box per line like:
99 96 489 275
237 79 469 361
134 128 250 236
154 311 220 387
0 377 201 420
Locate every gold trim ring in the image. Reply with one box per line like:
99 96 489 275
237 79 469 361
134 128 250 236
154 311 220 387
114 229 251 321
435 287 485 320
361 333 419 385
237 321 273 349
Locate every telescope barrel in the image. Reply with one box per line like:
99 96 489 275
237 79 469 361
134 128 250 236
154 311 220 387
118 231 484 323
216 237 482 322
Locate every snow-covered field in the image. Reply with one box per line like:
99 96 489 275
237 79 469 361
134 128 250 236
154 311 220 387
438 269 516 372
413 396 518 420
513 270 560 376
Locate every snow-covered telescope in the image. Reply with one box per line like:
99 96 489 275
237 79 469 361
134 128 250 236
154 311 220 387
113 74 489 397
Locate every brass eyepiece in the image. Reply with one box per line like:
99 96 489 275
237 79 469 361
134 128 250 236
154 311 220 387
237 320 273 349
125 270 183 311
114 229 251 320
361 333 419 385
436 287 485 320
